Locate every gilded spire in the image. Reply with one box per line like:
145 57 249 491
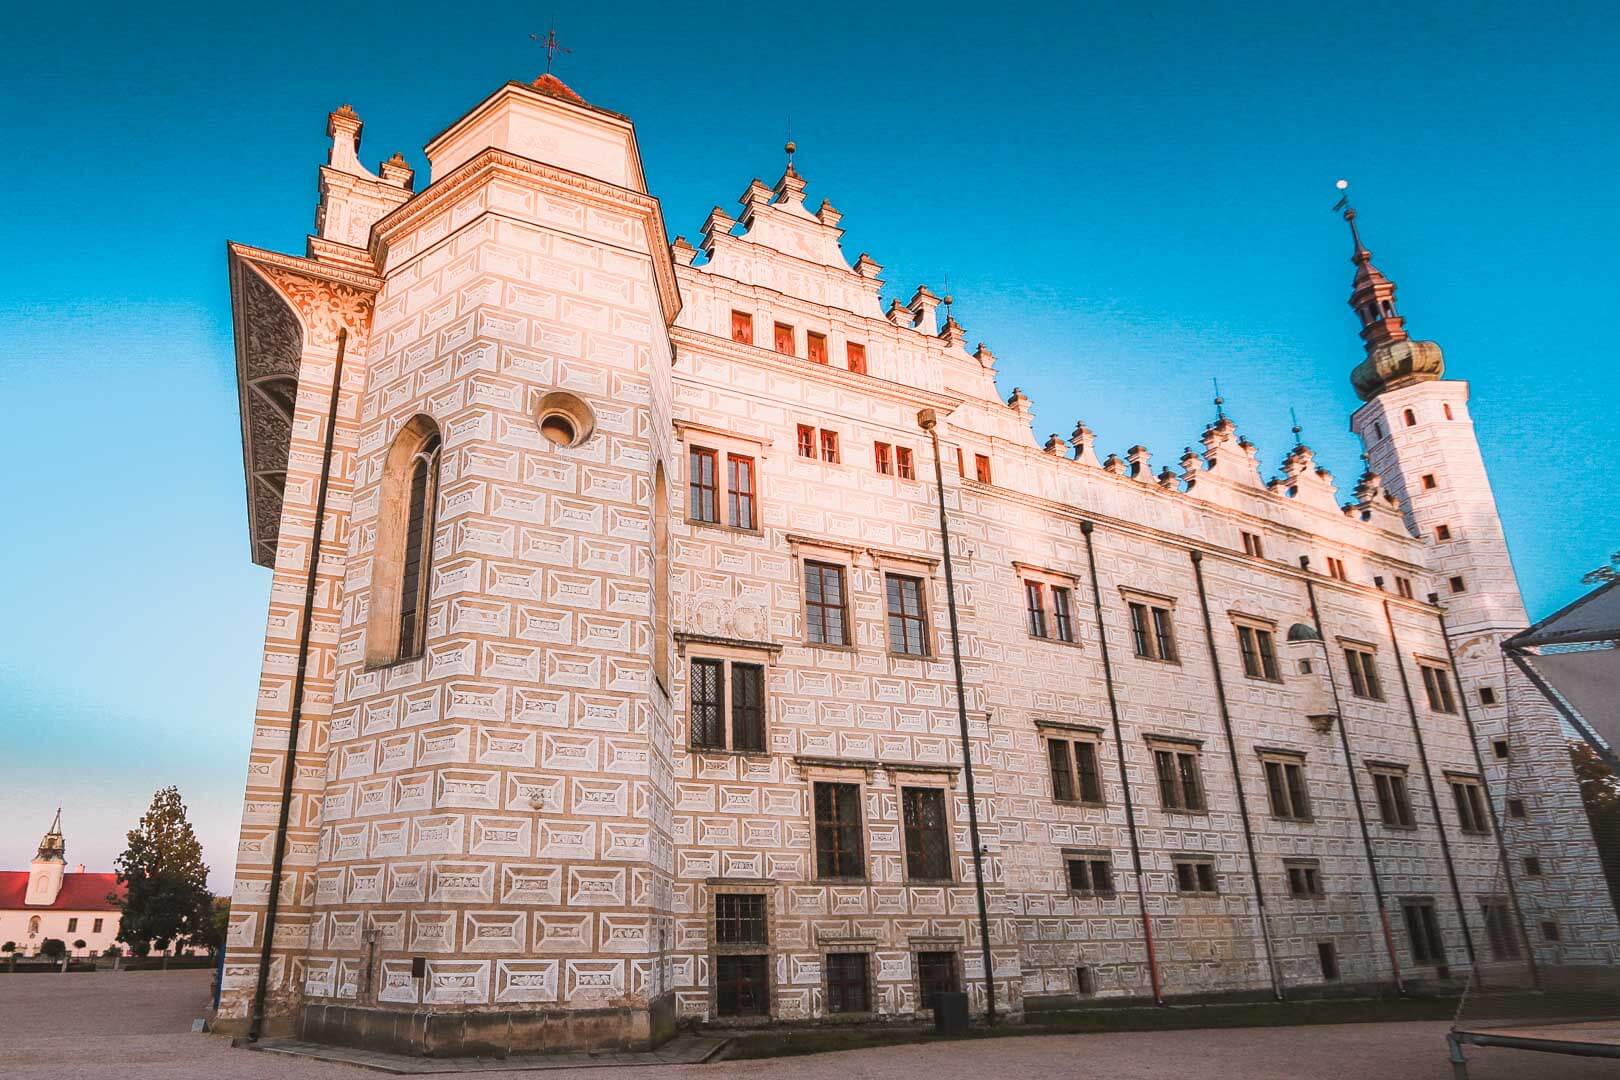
1334 182 1444 401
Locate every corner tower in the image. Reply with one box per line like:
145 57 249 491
1343 201 1620 963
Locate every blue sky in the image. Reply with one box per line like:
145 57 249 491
3 2 1616 890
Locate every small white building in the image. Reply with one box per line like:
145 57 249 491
0 813 125 957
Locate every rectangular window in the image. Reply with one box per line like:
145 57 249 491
1047 738 1103 804
773 322 794 355
796 424 815 459
1052 587 1075 643
1434 522 1451 540
825 953 870 1013
1523 856 1543 877
730 310 754 344
1420 663 1458 713
974 453 992 484
731 662 765 752
688 447 719 523
1449 575 1467 594
955 447 965 478
716 954 770 1016
1422 474 1438 490
1542 921 1560 942
1450 779 1488 834
845 341 867 375
916 951 960 1011
727 454 756 530
1507 797 1527 820
895 446 915 480
1066 855 1115 896
1076 966 1096 995
1241 531 1265 558
1395 576 1414 599
1026 582 1048 638
1286 860 1325 899
807 331 828 364
1493 739 1509 759
1480 686 1497 706
819 429 840 464
814 782 865 879
1327 556 1348 581
804 561 849 646
886 573 929 656
1481 899 1521 961
1263 757 1312 820
1129 601 1176 661
1318 942 1340 981
1237 624 1279 680
1402 900 1446 965
92 918 103 933
1345 647 1384 700
874 441 893 475
1372 768 1416 828
1174 858 1218 894
715 894 767 945
902 787 952 881
690 658 725 749
67 918 78 932
1154 746 1206 812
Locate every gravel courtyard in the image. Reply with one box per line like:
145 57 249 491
1 969 1608 1079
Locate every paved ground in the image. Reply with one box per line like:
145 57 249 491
1 970 1610 1079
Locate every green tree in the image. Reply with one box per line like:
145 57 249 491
40 938 67 971
114 786 215 963
1571 742 1620 916
2 941 15 972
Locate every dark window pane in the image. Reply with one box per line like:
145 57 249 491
398 439 440 659
1053 587 1074 642
1048 740 1076 802
826 953 869 1013
887 575 928 656
1076 742 1103 803
902 788 950 880
805 562 848 645
916 951 959 1011
716 954 770 1016
815 783 865 879
728 454 755 530
731 663 765 751
691 659 724 748
1152 607 1176 661
1026 582 1047 637
715 894 766 945
688 447 718 523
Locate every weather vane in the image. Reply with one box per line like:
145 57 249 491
1290 407 1304 445
1212 376 1225 420
1333 178 1351 213
531 20 570 74
943 272 954 321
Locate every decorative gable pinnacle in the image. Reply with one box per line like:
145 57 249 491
1070 420 1101 466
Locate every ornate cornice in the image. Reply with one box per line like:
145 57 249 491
370 148 682 326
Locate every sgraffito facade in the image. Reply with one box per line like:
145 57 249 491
217 73 1619 1055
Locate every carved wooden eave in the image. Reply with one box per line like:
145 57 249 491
227 242 382 567
369 148 683 327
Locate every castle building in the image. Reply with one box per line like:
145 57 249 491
0 813 125 957
216 72 1619 1055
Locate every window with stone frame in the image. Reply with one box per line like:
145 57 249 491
1327 556 1349 581
885 573 930 657
974 453 992 484
1236 621 1280 680
1261 752 1312 821
773 321 794 355
1046 735 1104 805
1173 857 1218 894
730 309 754 344
825 952 870 1013
1151 741 1206 812
796 424 815 459
688 446 719 523
1241 530 1265 558
814 782 866 879
711 888 770 1019
1401 898 1446 965
727 454 756 530
895 446 915 480
1395 576 1415 599
1480 898 1521 960
807 330 828 365
1127 597 1177 662
681 429 763 532
1344 645 1384 700
1419 661 1458 713
369 415 444 667
1317 942 1340 981
1370 764 1416 828
874 441 893 475
688 655 767 753
901 787 952 881
714 893 767 945
1026 581 1048 638
1450 776 1489 834
819 428 840 463
1065 852 1115 896
916 951 960 1012
1285 859 1325 898
803 561 850 646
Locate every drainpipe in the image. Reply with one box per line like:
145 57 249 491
1436 597 1542 989
250 327 348 1041
1081 520 1164 1005
1300 559 1404 994
918 410 996 1025
1380 595 1478 972
1190 551 1283 1000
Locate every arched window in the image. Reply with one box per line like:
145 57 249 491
28 916 40 936
652 462 670 687
1403 408 1416 427
367 415 442 666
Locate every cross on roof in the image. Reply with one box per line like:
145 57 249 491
530 22 570 73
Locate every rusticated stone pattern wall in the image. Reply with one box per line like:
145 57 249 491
300 168 672 1011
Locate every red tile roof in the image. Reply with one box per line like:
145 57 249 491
530 73 585 105
0 871 125 911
